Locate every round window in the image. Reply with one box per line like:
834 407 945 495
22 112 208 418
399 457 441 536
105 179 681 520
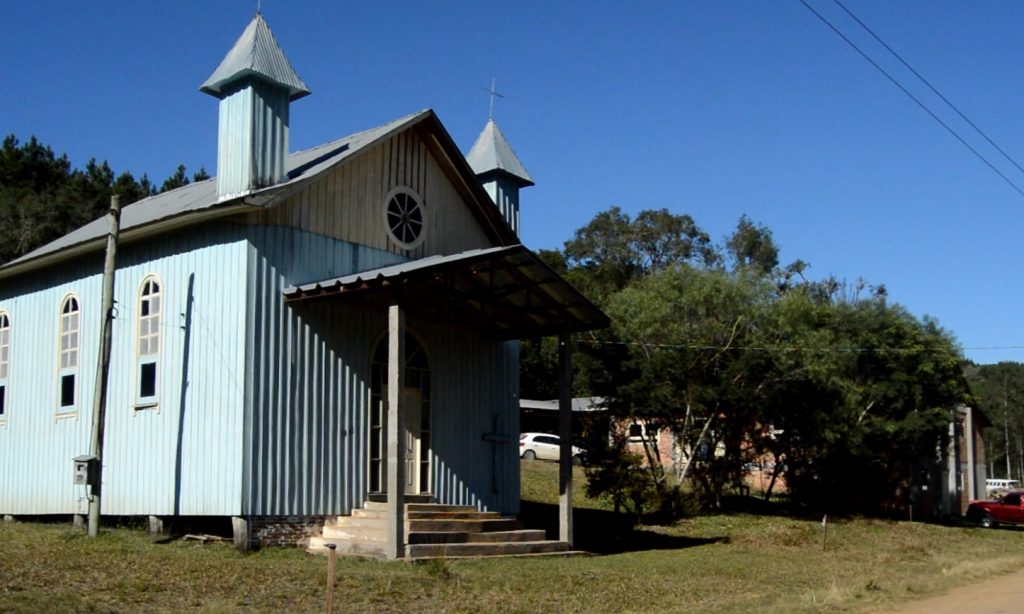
383 186 426 250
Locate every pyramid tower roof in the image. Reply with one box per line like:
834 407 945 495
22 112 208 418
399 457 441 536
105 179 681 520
200 13 310 100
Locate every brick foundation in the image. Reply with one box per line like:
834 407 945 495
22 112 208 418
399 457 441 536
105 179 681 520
249 515 332 548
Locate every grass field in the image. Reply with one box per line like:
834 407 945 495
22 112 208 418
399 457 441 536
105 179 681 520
3 461 1024 613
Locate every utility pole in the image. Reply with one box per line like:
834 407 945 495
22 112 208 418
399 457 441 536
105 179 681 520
1005 373 1012 480
88 194 121 537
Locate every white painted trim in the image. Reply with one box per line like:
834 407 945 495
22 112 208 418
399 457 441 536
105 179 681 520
133 274 163 410
0 310 9 423
55 293 81 415
382 185 427 251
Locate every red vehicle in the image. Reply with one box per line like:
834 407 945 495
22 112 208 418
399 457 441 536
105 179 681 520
967 491 1024 528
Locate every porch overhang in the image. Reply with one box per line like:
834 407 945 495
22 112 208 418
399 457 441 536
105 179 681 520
282 244 610 339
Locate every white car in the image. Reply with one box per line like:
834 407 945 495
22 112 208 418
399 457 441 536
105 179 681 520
519 432 585 463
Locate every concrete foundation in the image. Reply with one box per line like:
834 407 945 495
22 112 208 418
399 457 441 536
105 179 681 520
148 515 164 535
232 516 251 552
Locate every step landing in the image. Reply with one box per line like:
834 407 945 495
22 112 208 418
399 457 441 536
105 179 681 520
307 501 583 560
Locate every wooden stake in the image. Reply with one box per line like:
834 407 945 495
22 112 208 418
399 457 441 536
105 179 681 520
325 543 337 614
821 515 828 552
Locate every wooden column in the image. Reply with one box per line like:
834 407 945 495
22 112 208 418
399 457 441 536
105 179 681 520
385 305 406 560
558 332 573 545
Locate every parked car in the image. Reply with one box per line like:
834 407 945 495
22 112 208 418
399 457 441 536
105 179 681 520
519 432 585 464
985 478 1020 495
967 490 1024 528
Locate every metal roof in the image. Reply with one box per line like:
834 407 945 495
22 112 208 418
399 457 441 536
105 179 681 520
200 13 310 101
466 119 534 187
283 244 609 339
520 397 607 412
0 110 450 279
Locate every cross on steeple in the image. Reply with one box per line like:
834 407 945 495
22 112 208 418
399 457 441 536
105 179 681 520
481 77 504 120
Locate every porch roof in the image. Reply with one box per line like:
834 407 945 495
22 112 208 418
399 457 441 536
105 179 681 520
282 245 610 340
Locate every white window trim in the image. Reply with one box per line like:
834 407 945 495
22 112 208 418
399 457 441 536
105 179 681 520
56 293 80 417
133 275 163 411
0 310 9 427
627 420 659 443
382 185 427 251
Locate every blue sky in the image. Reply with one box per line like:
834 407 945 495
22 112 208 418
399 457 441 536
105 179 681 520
2 1 1023 364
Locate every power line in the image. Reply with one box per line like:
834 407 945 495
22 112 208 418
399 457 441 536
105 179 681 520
797 0 1024 198
578 337 1024 355
831 0 1024 178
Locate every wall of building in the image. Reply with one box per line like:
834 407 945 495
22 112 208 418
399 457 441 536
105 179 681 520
243 225 520 517
242 129 495 259
0 224 249 516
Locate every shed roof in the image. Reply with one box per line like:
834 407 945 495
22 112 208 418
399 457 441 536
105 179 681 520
200 13 310 100
0 109 517 280
520 398 607 412
283 245 609 339
466 119 534 187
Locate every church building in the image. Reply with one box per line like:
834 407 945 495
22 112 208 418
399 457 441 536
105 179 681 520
0 14 607 558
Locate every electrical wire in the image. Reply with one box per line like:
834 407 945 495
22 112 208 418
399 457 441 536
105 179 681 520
577 337 1024 355
797 0 1024 198
831 0 1024 178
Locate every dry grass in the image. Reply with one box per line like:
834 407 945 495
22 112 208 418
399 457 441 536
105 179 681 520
2 461 1024 612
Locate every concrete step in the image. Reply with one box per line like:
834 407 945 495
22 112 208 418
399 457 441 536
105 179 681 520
405 503 477 513
367 493 434 505
406 510 503 520
405 540 571 559
410 550 589 561
407 518 522 533
308 536 386 558
352 508 386 519
322 525 386 541
407 529 547 545
324 516 385 532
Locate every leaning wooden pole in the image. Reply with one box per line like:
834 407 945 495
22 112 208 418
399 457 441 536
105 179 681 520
88 194 121 538
558 332 573 545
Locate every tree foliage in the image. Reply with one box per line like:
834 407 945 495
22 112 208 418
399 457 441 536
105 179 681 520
529 206 972 518
965 361 1024 481
0 134 203 266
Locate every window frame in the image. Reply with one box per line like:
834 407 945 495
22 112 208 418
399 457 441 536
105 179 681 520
134 275 162 410
382 185 427 251
56 294 80 416
0 311 9 425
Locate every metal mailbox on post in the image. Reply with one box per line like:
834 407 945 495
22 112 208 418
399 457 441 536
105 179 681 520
74 455 98 486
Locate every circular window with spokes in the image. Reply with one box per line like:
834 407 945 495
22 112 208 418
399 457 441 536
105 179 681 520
383 186 426 250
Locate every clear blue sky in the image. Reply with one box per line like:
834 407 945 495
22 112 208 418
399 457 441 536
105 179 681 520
3 1 1023 364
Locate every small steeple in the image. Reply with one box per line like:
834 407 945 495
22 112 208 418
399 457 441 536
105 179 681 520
201 13 309 200
467 119 533 237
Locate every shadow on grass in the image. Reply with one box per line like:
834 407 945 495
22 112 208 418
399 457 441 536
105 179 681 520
518 500 728 555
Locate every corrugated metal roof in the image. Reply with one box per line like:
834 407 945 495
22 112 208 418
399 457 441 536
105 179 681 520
283 244 610 339
0 110 433 278
520 397 607 412
200 13 310 101
466 119 534 186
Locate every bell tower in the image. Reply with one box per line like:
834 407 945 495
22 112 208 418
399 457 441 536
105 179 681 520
200 13 310 200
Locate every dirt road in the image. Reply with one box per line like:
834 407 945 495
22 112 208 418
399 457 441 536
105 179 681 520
890 569 1024 613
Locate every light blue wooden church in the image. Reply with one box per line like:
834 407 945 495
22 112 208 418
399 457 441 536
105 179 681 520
0 14 606 557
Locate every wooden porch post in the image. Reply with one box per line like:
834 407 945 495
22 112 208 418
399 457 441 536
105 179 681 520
386 304 406 560
558 332 573 545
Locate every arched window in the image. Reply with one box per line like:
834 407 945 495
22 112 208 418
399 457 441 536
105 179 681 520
58 295 80 411
0 312 9 419
136 276 161 406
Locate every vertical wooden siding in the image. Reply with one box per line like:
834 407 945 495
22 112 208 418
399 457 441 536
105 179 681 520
244 226 405 516
244 226 521 516
250 131 493 258
0 224 249 516
427 329 521 514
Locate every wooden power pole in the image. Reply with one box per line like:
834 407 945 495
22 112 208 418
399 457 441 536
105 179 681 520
88 194 121 537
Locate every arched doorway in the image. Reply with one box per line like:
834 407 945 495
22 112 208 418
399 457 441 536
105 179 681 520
368 331 432 495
